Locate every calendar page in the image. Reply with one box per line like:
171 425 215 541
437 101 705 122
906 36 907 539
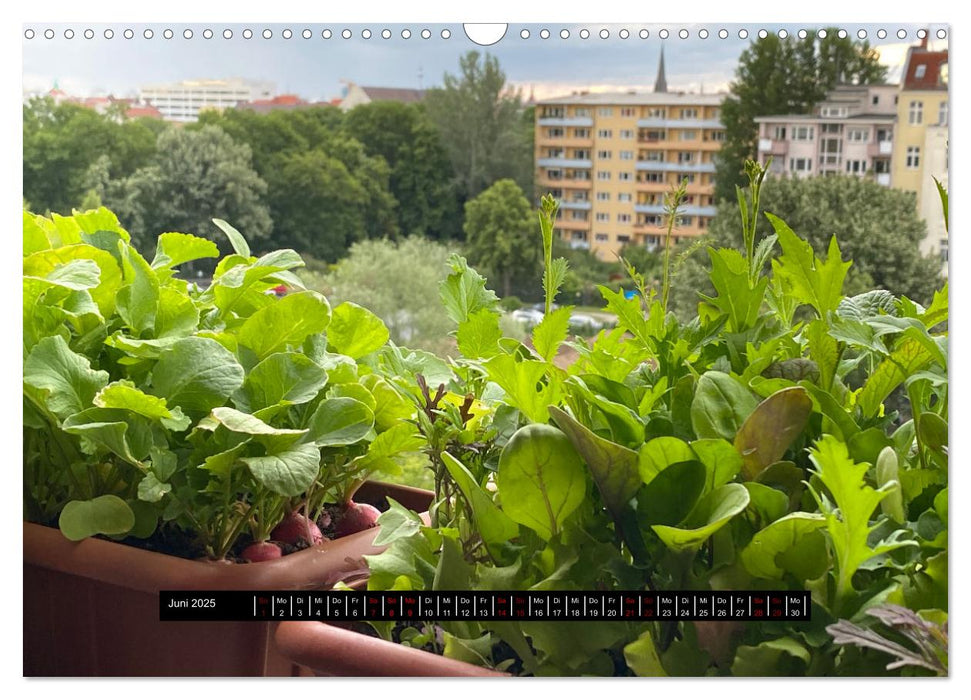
21 15 949 681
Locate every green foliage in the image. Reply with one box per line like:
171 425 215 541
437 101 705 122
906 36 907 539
23 208 423 557
344 101 460 239
24 155 948 677
682 174 944 311
23 98 160 216
462 179 541 298
424 51 533 199
307 236 457 354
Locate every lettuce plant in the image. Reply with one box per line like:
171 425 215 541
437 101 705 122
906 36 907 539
362 162 948 676
23 208 424 559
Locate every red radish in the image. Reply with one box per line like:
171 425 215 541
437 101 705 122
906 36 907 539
334 502 381 538
241 541 283 562
272 512 324 546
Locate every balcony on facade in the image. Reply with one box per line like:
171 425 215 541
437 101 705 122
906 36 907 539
634 203 717 217
559 200 592 211
636 117 723 129
634 160 716 174
867 140 894 158
758 138 789 156
538 117 594 127
537 157 593 169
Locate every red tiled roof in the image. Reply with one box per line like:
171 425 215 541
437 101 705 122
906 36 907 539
126 105 163 118
902 46 948 91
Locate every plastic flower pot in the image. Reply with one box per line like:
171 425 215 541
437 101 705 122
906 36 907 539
274 621 508 677
23 481 432 677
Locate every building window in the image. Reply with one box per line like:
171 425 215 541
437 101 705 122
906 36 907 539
642 150 665 162
678 152 695 164
543 107 565 118
572 170 591 181
618 214 632 223
619 150 634 160
596 213 610 222
641 129 666 142
680 130 697 141
680 216 693 226
574 128 591 138
773 126 787 140
546 168 563 180
681 108 698 119
789 158 812 172
620 129 634 139
821 123 842 134
571 210 588 221
596 171 611 181
845 160 867 174
821 106 848 118
598 107 614 117
847 129 870 142
792 126 814 141
574 149 591 159
909 101 923 125
708 130 725 142
618 193 632 202
618 172 633 181
597 150 612 159
915 64 927 79
596 192 610 201
597 129 613 138
546 127 564 138
575 108 590 117
906 146 920 169
620 107 636 117
647 108 666 118
872 94 880 105
938 101 948 125
617 235 631 244
595 233 609 242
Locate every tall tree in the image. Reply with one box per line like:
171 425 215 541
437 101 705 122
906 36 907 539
99 125 272 251
343 101 459 239
424 51 533 201
462 179 540 298
715 29 888 202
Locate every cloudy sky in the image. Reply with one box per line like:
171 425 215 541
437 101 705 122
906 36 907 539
22 22 948 103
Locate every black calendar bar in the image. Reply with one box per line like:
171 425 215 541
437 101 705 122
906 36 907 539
159 590 810 622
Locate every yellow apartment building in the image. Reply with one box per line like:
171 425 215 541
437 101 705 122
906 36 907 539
534 81 725 260
891 36 949 270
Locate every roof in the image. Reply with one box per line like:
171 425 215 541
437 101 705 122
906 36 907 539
125 105 163 119
537 91 725 106
357 86 425 103
902 45 948 91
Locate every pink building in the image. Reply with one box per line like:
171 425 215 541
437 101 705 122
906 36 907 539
755 84 898 186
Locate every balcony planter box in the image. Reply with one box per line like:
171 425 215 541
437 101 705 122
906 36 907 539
23 481 433 677
274 621 508 677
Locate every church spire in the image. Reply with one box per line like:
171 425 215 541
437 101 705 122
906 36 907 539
654 46 668 93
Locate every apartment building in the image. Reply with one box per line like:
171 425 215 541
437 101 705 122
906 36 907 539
138 78 274 122
535 92 724 260
891 37 948 268
755 84 899 185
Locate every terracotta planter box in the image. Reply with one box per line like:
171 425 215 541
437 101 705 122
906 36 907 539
23 481 433 677
275 621 508 677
